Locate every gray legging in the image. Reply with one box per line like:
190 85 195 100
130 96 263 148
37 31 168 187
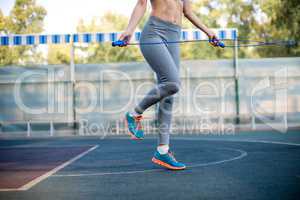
134 16 181 145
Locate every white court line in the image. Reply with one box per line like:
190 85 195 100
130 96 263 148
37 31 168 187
97 136 300 146
53 169 161 177
3 137 298 187
240 140 300 146
52 136 300 178
172 137 300 146
52 147 247 177
0 145 98 149
190 148 247 167
0 145 98 192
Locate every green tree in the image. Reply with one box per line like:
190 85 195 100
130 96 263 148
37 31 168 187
180 0 235 60
0 9 10 65
75 12 144 64
47 11 151 64
47 0 300 64
0 0 46 66
190 0 300 58
0 9 5 32
47 45 72 65
7 0 46 34
260 0 300 43
261 0 300 56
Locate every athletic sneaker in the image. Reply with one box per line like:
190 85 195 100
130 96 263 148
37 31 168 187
125 112 144 140
152 151 186 170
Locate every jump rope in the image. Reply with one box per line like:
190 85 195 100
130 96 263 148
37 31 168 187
112 37 298 48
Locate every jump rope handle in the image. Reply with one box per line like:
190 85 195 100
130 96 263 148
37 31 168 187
112 36 129 47
112 40 127 47
209 37 225 48
218 41 225 48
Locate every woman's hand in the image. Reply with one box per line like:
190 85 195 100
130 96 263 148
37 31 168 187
183 0 221 47
118 31 133 47
207 31 220 47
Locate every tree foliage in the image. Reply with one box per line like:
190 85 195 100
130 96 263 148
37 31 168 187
268 0 300 55
0 10 10 65
0 0 46 66
73 0 299 64
72 12 145 64
191 0 300 58
1 0 299 66
272 0 300 41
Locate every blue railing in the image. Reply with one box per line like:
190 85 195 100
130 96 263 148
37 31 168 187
0 29 238 46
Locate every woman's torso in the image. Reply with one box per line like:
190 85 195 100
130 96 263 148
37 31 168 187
150 0 183 26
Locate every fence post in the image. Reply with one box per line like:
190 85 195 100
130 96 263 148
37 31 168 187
116 119 120 135
50 121 54 136
233 31 240 125
78 120 85 136
27 121 31 137
284 114 288 132
0 121 3 134
219 114 224 135
70 37 77 134
251 114 256 130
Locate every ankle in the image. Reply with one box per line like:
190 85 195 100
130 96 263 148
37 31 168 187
130 110 142 117
157 144 169 155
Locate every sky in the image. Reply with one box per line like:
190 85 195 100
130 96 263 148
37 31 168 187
0 0 139 33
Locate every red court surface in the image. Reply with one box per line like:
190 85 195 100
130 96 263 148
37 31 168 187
0 145 96 191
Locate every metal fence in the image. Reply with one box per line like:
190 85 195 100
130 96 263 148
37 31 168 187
0 57 299 136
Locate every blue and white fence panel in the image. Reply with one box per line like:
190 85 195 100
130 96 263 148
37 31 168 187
0 29 238 46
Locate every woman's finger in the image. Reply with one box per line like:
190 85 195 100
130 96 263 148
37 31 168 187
119 34 125 41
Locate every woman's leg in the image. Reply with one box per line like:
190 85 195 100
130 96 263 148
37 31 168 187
157 96 173 145
134 37 180 115
156 42 180 145
125 37 180 140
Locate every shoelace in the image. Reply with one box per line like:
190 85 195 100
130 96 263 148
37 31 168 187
168 151 178 162
134 115 143 130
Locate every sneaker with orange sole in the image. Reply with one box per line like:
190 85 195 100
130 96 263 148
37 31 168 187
152 150 186 170
125 112 144 140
